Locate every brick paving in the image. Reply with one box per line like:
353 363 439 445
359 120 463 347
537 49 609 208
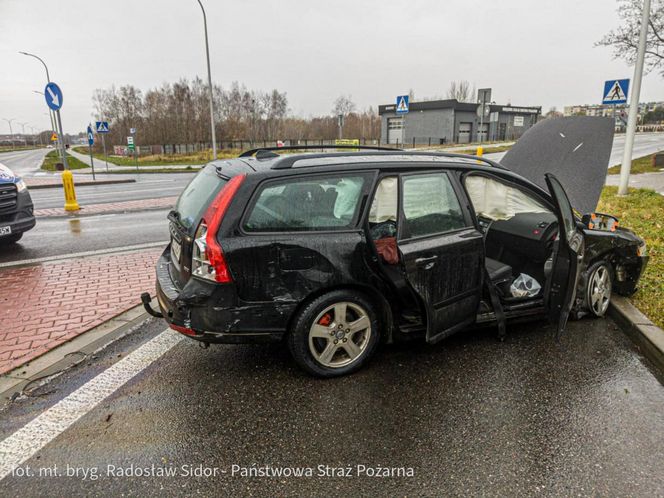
34 196 177 218
0 248 162 375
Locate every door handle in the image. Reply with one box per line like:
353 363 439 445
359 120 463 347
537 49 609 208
415 255 438 266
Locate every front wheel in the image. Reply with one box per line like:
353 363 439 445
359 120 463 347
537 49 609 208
586 261 612 317
287 290 380 377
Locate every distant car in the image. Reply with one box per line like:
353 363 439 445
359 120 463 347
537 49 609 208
144 118 648 377
0 163 36 245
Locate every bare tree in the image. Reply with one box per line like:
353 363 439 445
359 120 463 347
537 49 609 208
332 95 356 116
446 80 473 102
597 0 664 76
545 107 563 119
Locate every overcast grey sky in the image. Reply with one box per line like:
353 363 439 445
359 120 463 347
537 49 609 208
1 0 663 134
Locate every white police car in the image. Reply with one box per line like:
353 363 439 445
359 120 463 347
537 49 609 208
0 163 35 245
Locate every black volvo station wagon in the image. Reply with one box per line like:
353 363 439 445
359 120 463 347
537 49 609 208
144 117 647 377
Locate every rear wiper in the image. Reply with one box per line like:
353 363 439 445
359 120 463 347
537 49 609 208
215 164 230 180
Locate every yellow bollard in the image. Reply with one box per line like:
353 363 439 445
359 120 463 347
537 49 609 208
62 170 80 211
476 146 483 157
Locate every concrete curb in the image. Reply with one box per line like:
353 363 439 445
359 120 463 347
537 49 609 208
0 305 150 407
608 295 664 373
27 178 136 190
35 203 172 219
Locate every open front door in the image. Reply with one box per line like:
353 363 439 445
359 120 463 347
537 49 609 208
544 173 585 337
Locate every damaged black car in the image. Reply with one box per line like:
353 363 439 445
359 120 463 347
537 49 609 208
144 117 648 377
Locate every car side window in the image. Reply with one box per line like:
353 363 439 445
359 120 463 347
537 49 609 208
401 173 467 239
464 174 550 221
243 175 366 232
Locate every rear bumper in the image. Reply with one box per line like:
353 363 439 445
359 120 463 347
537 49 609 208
154 247 289 343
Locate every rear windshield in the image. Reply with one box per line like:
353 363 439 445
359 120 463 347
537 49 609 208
174 164 227 230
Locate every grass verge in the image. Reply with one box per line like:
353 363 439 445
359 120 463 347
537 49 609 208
597 186 664 328
72 147 239 166
41 150 89 171
607 151 664 175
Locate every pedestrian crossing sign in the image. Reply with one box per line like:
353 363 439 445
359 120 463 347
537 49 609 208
396 95 409 114
602 79 629 105
95 121 109 133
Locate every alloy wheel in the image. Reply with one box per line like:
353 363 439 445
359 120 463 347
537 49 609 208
588 265 611 316
308 301 372 368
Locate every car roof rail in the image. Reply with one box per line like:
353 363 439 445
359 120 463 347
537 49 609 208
267 150 506 170
238 144 400 158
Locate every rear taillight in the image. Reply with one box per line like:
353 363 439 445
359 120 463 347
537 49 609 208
191 174 246 283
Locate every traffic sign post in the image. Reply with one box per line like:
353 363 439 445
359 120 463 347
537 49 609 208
95 121 110 172
87 125 96 181
396 95 409 114
127 135 138 172
477 88 492 144
395 95 409 147
44 82 69 170
602 79 630 105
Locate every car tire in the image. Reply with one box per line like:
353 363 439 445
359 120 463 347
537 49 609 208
287 290 381 377
0 233 23 245
586 261 612 318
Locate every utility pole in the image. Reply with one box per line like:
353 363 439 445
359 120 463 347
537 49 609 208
34 91 58 147
618 0 651 196
196 0 218 160
18 122 27 147
20 51 62 159
2 118 15 150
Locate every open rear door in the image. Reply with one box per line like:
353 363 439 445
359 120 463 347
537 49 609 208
544 173 585 338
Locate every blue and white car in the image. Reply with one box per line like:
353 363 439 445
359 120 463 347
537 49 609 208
0 163 35 245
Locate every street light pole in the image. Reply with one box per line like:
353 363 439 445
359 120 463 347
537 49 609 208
33 91 57 141
618 0 651 196
18 122 28 148
2 118 15 150
20 51 62 159
196 0 218 160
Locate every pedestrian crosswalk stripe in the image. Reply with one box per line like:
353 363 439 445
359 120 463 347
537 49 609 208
0 330 183 481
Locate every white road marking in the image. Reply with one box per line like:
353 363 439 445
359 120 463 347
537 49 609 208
0 329 183 481
0 241 168 268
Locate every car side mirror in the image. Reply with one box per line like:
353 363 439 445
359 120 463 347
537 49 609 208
581 212 619 232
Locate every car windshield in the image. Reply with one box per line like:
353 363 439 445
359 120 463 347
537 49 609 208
174 164 227 230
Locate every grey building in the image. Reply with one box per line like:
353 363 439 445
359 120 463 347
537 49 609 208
378 99 541 145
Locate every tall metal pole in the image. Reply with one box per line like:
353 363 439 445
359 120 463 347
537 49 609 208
196 0 218 160
55 110 69 169
18 122 27 147
2 118 15 150
20 51 62 159
618 0 651 195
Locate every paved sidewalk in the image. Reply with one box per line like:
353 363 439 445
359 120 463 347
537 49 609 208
0 248 162 375
34 196 177 217
605 171 664 195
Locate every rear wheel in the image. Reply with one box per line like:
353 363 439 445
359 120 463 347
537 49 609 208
287 290 380 377
586 261 612 317
0 233 23 245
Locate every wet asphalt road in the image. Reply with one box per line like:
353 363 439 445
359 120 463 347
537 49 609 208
0 210 169 264
1 315 663 496
28 174 194 209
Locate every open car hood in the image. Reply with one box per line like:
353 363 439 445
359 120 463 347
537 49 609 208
500 116 614 214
